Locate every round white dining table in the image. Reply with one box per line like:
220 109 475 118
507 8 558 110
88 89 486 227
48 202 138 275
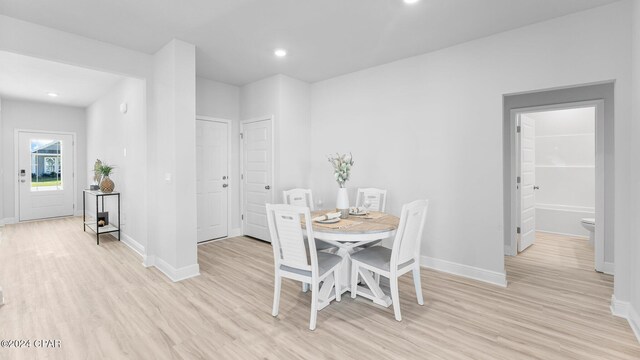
305 210 400 310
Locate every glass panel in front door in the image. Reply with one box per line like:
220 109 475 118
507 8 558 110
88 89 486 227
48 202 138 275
30 139 63 191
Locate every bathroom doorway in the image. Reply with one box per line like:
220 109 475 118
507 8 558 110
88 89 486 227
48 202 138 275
509 101 607 274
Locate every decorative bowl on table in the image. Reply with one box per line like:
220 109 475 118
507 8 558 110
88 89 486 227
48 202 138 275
349 207 369 216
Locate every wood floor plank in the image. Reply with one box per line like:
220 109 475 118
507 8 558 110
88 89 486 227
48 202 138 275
0 219 638 359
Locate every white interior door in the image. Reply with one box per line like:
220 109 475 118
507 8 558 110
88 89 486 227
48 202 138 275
196 119 229 242
241 118 273 242
519 115 536 252
18 131 74 221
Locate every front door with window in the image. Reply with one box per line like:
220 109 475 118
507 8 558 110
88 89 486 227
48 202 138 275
18 132 74 221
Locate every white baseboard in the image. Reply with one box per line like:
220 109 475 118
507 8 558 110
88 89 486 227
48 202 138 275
536 230 589 239
611 295 629 317
152 256 200 282
0 217 16 226
421 255 507 287
143 255 156 268
74 210 84 217
197 229 244 246
611 295 640 344
228 228 242 237
629 305 640 344
120 232 145 258
602 261 615 275
504 244 516 256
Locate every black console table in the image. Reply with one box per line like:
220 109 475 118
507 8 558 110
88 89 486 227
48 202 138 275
83 190 120 245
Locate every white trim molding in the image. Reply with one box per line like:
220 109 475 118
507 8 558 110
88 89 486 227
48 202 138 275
504 244 516 257
229 227 242 238
611 295 640 343
143 255 156 268
197 229 243 246
120 232 145 258
147 256 200 282
611 295 630 317
602 262 615 276
0 218 17 226
629 306 640 343
421 255 508 288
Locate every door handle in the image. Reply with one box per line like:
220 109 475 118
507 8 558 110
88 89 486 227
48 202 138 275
222 176 227 180
20 179 26 183
533 186 540 190
222 184 228 188
265 185 271 190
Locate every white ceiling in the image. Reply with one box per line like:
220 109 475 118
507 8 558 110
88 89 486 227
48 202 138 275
0 51 124 107
0 0 620 85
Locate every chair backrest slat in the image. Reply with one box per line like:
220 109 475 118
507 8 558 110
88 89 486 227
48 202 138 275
283 189 314 211
356 188 387 212
392 200 429 267
266 204 318 273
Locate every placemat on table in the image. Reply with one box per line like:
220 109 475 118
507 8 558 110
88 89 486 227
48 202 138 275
313 219 362 229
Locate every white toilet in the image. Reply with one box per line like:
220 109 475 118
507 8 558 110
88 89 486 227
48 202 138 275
580 218 595 246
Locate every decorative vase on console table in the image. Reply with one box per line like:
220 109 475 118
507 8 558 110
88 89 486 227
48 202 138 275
98 163 116 193
328 152 354 219
100 175 115 193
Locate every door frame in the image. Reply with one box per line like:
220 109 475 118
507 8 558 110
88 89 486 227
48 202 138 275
14 129 77 222
515 113 536 252
508 100 605 272
239 115 275 237
195 115 233 242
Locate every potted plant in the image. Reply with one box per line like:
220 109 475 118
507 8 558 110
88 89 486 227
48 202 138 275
98 163 116 193
328 152 354 218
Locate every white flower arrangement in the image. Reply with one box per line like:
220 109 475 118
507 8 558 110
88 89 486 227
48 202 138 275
328 152 354 188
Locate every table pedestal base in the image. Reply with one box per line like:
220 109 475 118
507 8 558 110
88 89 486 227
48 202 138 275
315 240 393 310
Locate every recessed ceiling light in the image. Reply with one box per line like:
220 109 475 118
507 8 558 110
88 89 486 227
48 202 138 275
404 0 420 4
47 92 58 97
274 49 287 57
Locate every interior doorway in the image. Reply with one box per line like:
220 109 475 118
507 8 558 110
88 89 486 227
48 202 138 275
196 116 231 243
509 101 605 273
16 130 75 221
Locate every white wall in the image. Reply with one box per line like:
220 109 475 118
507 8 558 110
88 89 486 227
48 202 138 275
0 96 3 222
627 0 640 342
196 77 241 231
147 39 198 279
0 99 87 221
197 77 239 120
240 74 311 208
87 77 147 253
528 108 595 237
309 2 631 286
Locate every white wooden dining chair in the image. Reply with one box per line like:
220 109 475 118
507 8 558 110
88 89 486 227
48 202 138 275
355 188 388 253
283 188 336 293
283 188 336 253
350 199 429 321
266 203 342 330
283 189 314 211
355 188 387 212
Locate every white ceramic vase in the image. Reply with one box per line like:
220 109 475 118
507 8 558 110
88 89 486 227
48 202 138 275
336 187 349 218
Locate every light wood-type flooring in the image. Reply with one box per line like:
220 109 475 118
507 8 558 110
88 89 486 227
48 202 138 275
0 218 638 359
